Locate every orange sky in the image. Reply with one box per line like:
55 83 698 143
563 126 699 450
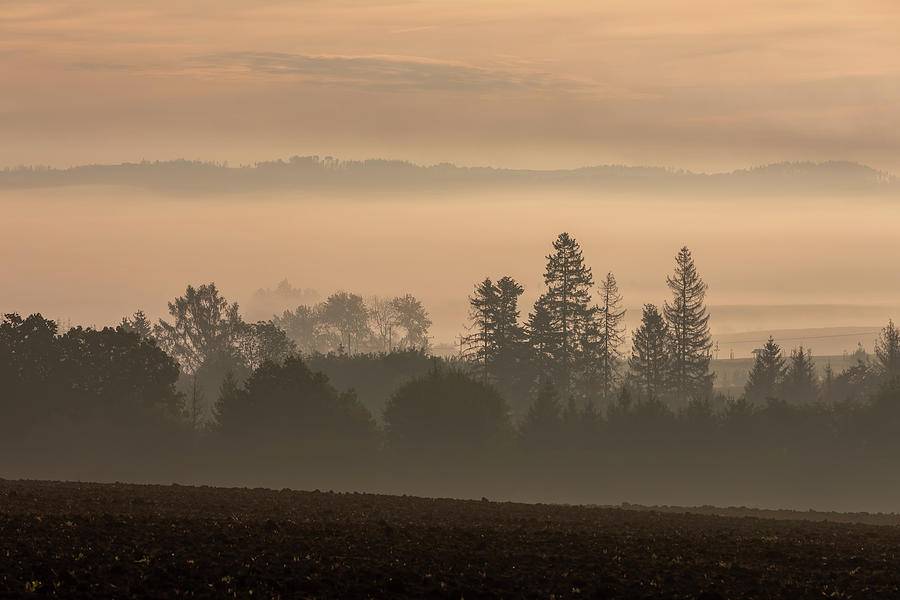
2 0 899 171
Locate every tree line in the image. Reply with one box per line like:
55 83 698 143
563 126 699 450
463 233 713 411
4 235 900 507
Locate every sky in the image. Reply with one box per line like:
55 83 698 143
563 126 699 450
3 1 900 353
2 0 899 172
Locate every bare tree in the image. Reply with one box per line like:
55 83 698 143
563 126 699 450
368 295 398 353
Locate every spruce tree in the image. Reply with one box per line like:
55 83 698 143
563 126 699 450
744 336 785 403
465 277 500 380
120 310 153 339
494 276 525 355
465 275 525 386
596 272 626 400
540 232 596 394
663 246 713 403
875 319 900 381
781 346 818 404
628 304 670 401
526 294 557 383
493 276 526 393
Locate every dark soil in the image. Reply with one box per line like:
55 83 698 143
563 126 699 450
2 479 900 598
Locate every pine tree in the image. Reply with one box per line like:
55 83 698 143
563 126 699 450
663 246 713 403
781 346 818 404
744 336 785 403
629 304 670 401
540 232 596 394
596 272 626 400
875 319 900 381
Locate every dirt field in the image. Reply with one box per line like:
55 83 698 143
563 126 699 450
3 479 900 598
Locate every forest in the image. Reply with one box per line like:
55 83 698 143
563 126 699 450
3 233 900 510
1 157 896 196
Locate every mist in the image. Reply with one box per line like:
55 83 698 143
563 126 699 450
2 181 898 355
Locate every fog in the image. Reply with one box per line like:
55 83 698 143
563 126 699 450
2 184 898 355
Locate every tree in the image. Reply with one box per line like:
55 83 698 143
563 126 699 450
744 337 786 404
494 276 526 354
120 310 153 339
383 369 512 465
526 294 557 383
216 356 377 472
781 346 818 404
596 272 626 400
1 314 181 456
463 276 524 385
663 246 713 403
273 304 336 354
367 295 398 353
0 313 61 431
539 232 597 394
58 325 181 420
466 277 500 380
875 319 900 381
628 304 670 401
237 320 296 371
491 276 528 403
391 294 431 350
154 283 244 374
321 292 370 355
154 283 245 426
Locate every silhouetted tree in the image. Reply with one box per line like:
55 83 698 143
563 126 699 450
664 246 713 403
154 283 245 425
367 295 398 352
744 337 786 404
824 359 876 404
526 293 557 382
274 304 336 354
465 277 500 380
875 319 900 382
383 369 512 465
305 348 436 419
154 283 243 374
120 310 153 339
781 346 818 404
237 320 296 370
216 356 376 469
539 232 596 394
629 304 670 401
322 291 370 355
492 276 529 404
0 313 61 430
464 276 526 395
58 325 181 420
391 294 431 350
596 272 626 400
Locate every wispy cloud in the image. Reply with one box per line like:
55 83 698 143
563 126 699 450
183 51 583 93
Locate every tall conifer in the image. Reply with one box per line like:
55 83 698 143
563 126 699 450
744 336 786 403
663 246 713 403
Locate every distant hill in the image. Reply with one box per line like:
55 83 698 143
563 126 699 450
0 157 896 195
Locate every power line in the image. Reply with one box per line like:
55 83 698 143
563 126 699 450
716 329 881 345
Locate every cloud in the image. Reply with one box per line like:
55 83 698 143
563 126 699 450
183 51 583 93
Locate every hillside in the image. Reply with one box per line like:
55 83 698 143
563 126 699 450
1 157 896 196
